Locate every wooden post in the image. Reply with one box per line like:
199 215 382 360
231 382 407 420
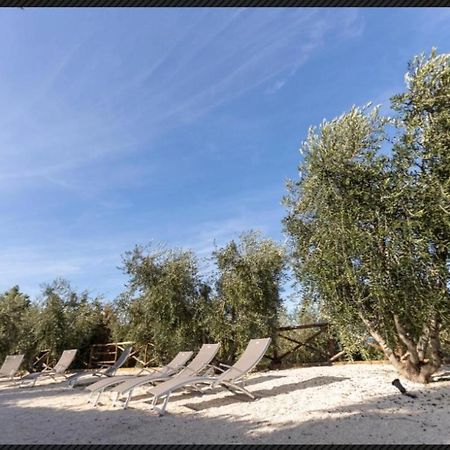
270 346 281 369
329 350 346 362
88 346 94 369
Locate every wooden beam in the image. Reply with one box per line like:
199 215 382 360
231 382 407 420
278 322 329 332
276 328 326 361
329 350 346 362
278 333 304 346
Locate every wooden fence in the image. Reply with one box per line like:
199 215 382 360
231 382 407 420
265 322 344 368
88 341 154 368
86 322 345 370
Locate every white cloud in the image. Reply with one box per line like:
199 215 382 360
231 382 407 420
0 9 366 298
0 9 365 192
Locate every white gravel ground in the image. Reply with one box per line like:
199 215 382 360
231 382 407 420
0 363 449 444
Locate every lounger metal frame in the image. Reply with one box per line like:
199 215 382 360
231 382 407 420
67 346 133 388
119 338 271 415
19 349 78 387
111 343 221 409
87 350 194 406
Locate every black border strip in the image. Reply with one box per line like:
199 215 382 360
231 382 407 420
3 0 450 6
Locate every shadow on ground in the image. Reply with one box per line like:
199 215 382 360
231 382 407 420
183 375 349 410
125 374 287 404
0 372 449 444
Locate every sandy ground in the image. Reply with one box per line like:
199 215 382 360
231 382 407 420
1 363 449 444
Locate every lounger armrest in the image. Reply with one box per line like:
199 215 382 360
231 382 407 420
165 364 188 374
219 363 246 376
208 364 227 373
179 366 197 375
219 363 232 369
98 364 111 369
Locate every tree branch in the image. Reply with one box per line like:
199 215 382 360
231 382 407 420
393 314 420 366
428 316 442 368
358 312 402 369
417 322 430 361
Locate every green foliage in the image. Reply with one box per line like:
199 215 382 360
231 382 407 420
283 49 450 382
118 245 206 364
284 105 389 346
0 233 287 369
0 286 39 364
0 280 110 368
391 48 450 305
37 283 67 358
36 279 110 365
210 231 286 362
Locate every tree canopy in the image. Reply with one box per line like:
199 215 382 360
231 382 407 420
283 49 450 382
210 231 286 362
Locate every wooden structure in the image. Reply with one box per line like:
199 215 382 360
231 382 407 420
87 322 344 370
31 350 51 371
88 341 152 368
265 322 341 368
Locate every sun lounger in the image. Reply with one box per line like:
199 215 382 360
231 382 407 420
19 349 78 387
67 346 133 388
0 354 24 382
86 350 195 406
109 343 221 409
122 337 271 415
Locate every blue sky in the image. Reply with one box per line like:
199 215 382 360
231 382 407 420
1 8 449 303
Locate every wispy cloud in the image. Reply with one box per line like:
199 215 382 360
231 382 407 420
0 8 369 299
0 9 364 193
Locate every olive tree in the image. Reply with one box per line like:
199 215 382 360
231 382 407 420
37 279 109 364
283 49 449 383
119 244 205 364
210 231 286 362
0 286 39 363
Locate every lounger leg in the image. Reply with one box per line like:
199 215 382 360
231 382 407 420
111 391 120 407
19 377 34 388
123 391 133 410
240 386 255 399
19 378 27 388
161 392 172 415
222 382 255 399
152 393 171 416
92 392 102 407
187 384 205 395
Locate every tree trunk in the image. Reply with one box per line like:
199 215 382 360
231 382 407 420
359 313 442 384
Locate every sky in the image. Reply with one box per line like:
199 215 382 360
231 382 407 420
1 8 449 304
